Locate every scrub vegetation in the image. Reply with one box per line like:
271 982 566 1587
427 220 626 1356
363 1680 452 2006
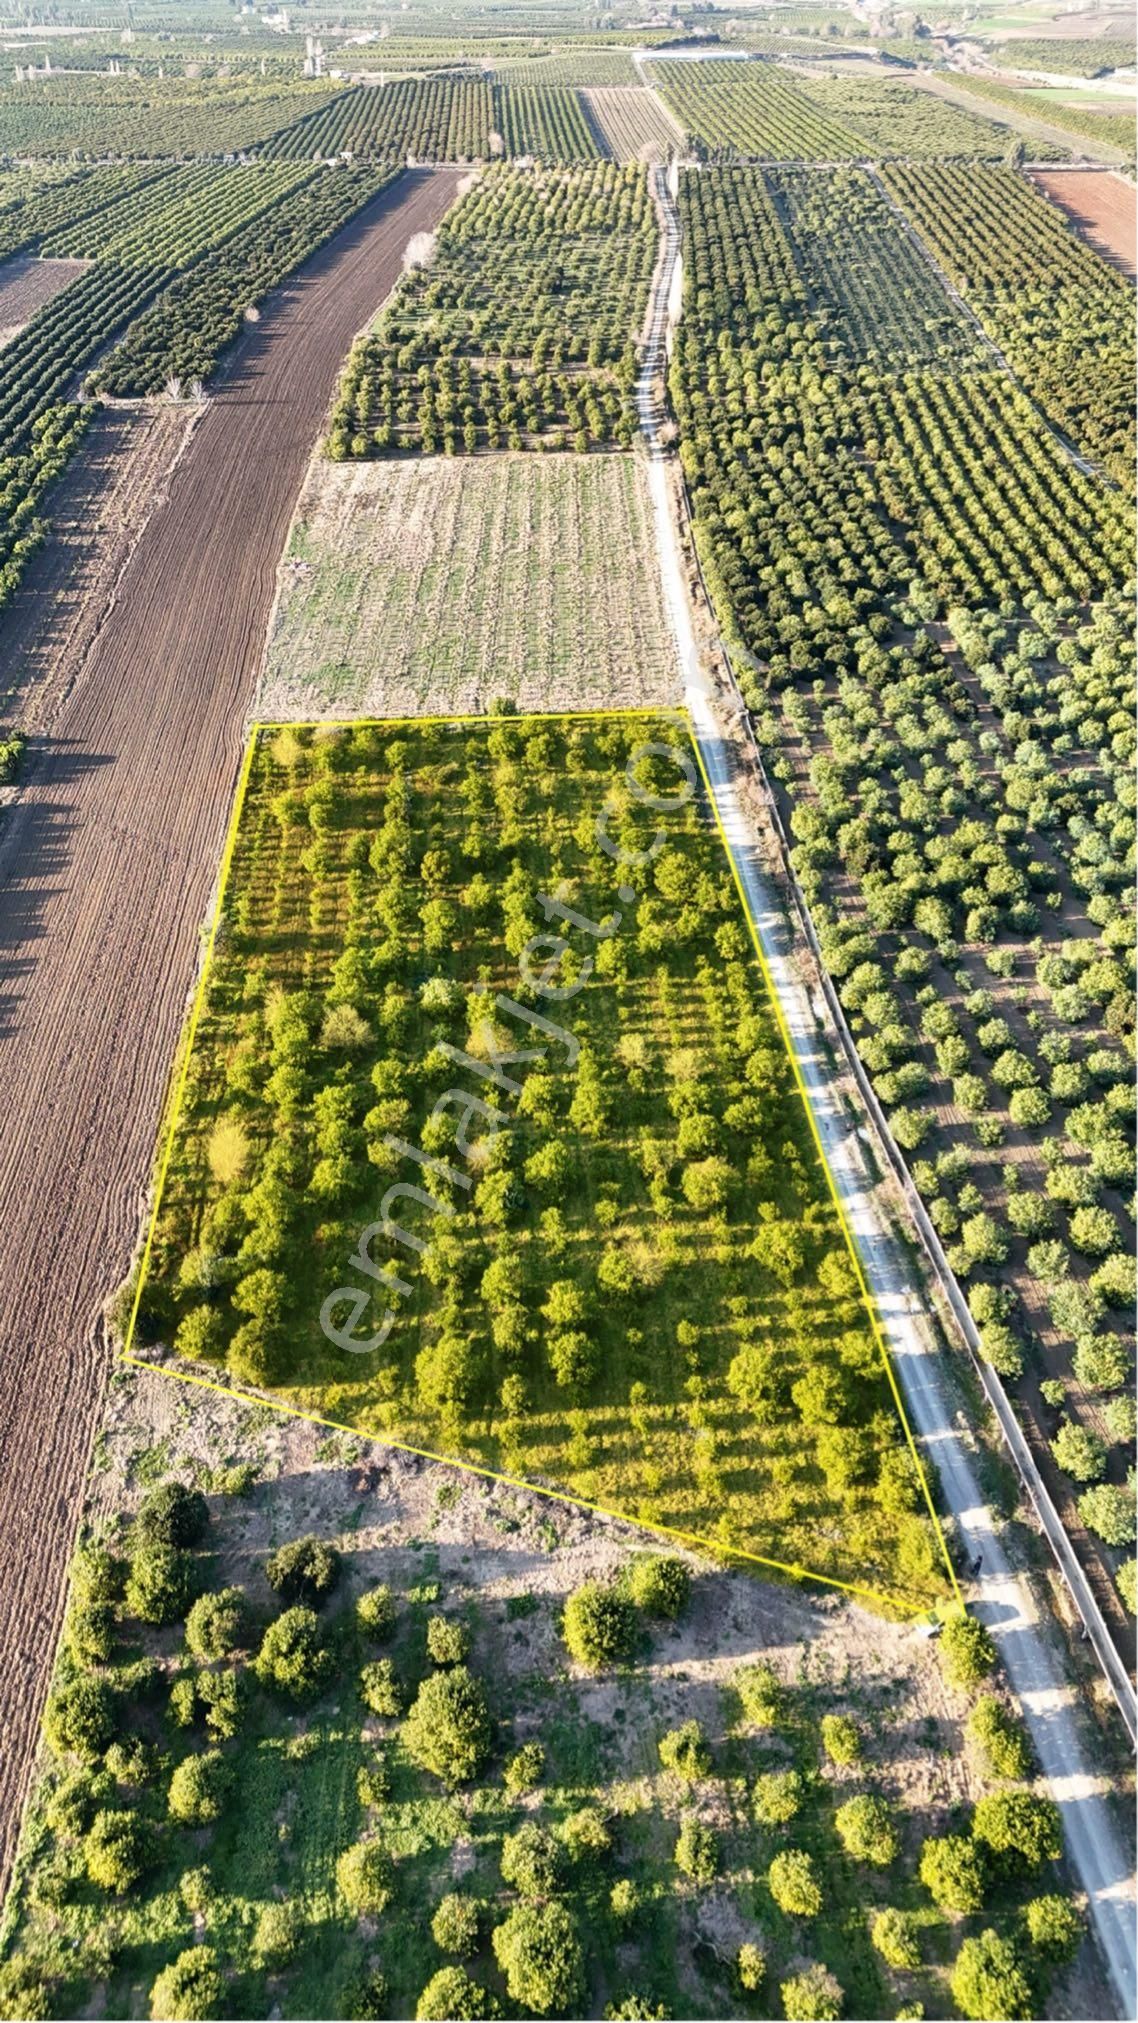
0 1377 1087 2023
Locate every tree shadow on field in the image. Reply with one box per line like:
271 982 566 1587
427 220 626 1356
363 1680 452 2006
0 738 113 1041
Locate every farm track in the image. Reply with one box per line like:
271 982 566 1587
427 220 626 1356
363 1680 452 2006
0 165 460 1893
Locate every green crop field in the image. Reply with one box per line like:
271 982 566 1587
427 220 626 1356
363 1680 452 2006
129 713 950 1616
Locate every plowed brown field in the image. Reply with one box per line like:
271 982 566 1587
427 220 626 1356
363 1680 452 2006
0 166 459 1887
1030 166 1136 275
0 254 89 345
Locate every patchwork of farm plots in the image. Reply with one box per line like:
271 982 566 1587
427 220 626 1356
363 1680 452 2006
0 161 401 610
668 162 1136 1627
129 714 950 1616
329 164 655 456
0 1369 1079 2023
260 454 679 720
881 162 1137 484
259 76 602 163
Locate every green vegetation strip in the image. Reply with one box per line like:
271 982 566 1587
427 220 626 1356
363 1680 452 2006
129 712 951 1614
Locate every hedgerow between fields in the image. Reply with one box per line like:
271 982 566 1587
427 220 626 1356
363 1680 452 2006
133 714 949 1612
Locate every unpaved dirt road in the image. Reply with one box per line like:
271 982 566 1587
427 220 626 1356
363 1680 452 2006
0 167 459 1889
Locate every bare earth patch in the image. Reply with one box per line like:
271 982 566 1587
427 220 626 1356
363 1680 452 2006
1030 166 1136 274
258 451 680 720
0 252 89 347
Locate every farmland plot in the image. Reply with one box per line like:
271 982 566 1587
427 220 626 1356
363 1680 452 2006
668 166 1137 1643
1 1365 1080 2023
330 164 655 455
131 715 951 1616
0 254 88 346
646 58 863 160
1029 166 1136 276
583 85 684 162
260 454 679 719
0 76 339 157
792 70 1062 159
883 162 1137 483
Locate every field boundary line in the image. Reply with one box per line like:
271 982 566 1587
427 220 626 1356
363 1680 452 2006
123 1352 921 1615
687 727 963 1615
121 707 948 1622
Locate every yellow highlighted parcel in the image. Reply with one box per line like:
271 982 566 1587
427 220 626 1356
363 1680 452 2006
123 707 960 1620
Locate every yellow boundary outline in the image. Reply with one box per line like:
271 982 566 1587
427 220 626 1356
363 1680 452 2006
123 706 959 1618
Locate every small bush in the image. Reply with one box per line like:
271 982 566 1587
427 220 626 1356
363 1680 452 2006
401 1666 492 1786
136 1482 209 1550
919 1833 985 1913
819 1713 861 1764
84 1809 153 1894
360 1658 403 1717
167 1750 230 1826
753 1768 803 1826
503 1742 545 1796
561 1582 636 1670
432 1893 483 1957
871 1907 920 1970
337 1840 394 1914
265 1535 341 1607
610 1877 640 1923
501 1822 565 1898
1023 1893 1082 1963
124 1543 196 1626
185 1587 246 1661
737 1943 765 1992
426 1615 470 1667
356 1584 396 1639
966 1696 1033 1780
492 1901 583 2016
149 1947 224 2020
559 1807 611 1860
735 1662 781 1727
255 1607 332 1700
834 1794 899 1868
768 1848 821 1917
43 1677 116 1761
972 1791 1061 1870
416 1968 499 2021
675 1815 718 1883
780 1963 843 2022
940 1614 997 1690
251 1898 304 1969
950 1929 1033 2022
623 1554 691 1619
658 1720 711 1783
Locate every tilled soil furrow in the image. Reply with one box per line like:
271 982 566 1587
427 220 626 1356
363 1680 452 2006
0 167 461 1891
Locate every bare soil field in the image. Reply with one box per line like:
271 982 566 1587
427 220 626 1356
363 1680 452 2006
582 86 684 162
1030 165 1136 272
0 401 201 756
259 452 679 719
0 166 461 1893
0 253 88 346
